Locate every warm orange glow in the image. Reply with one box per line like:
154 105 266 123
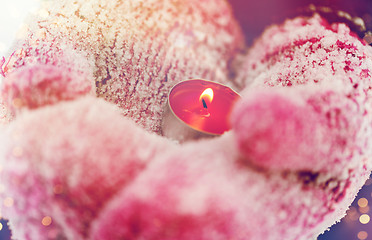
358 231 368 240
358 198 368 207
42 216 52 226
359 214 370 224
199 88 214 105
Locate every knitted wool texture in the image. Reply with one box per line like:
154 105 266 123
0 0 372 239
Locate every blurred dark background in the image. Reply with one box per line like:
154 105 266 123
229 0 372 45
0 0 372 239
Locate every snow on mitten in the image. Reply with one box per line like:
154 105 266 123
1 0 244 132
233 15 372 175
0 97 172 239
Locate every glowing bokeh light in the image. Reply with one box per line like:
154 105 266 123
3 197 14 208
358 231 368 240
358 198 368 208
359 214 370 224
0 1 371 240
12 98 23 109
41 216 52 226
359 206 370 213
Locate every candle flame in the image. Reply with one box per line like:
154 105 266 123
199 88 214 106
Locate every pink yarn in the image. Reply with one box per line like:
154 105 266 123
2 64 94 116
1 0 244 134
0 0 372 240
233 15 372 176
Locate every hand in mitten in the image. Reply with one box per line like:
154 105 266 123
234 16 372 175
0 0 243 133
1 1 372 240
91 16 372 240
0 0 244 238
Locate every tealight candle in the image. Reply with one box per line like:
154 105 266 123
162 79 241 142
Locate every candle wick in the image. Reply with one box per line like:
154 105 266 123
202 98 208 109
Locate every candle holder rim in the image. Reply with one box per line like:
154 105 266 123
166 78 240 136
166 104 223 136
